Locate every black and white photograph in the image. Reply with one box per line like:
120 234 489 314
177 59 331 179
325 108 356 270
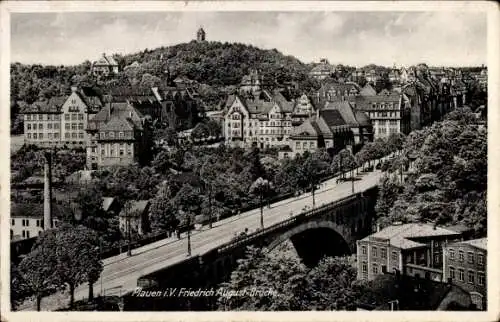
0 1 497 320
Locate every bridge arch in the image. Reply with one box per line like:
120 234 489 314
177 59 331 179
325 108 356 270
266 220 353 267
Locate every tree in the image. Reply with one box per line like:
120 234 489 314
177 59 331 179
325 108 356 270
171 184 203 255
200 156 225 228
331 149 356 180
18 240 60 311
296 154 329 208
249 177 274 229
52 224 102 308
218 244 362 311
387 132 406 155
11 262 30 311
149 182 178 233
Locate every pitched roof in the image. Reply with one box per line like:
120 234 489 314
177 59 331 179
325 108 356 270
360 84 377 96
120 200 150 217
272 90 294 113
452 238 487 251
320 109 347 127
361 223 461 250
102 197 116 212
291 119 318 137
22 96 67 113
324 101 359 126
99 116 135 132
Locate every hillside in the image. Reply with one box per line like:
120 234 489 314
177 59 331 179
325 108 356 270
10 40 317 133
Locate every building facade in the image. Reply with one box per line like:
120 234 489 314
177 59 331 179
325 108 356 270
91 53 119 77
354 93 411 140
309 58 336 80
22 87 102 149
357 223 464 282
86 101 148 169
443 238 487 310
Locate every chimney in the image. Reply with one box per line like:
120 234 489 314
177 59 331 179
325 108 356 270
43 152 53 230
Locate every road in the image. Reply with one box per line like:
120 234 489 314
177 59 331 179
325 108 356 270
18 167 385 311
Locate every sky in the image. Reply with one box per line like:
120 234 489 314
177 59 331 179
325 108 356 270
10 11 487 67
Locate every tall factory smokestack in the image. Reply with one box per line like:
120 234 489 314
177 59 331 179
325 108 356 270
43 151 53 230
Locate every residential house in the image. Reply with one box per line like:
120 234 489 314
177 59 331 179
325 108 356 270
365 69 380 84
309 58 336 80
10 202 67 241
22 86 103 149
223 89 294 149
359 84 377 96
443 238 487 310
354 93 411 140
91 53 119 76
289 101 371 156
388 66 401 83
315 81 360 104
291 94 316 125
86 101 150 169
356 223 465 282
400 66 417 83
119 200 151 236
240 69 271 93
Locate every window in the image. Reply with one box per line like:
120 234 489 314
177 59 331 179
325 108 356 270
468 252 474 264
48 133 53 139
361 246 367 255
54 133 59 139
468 271 475 284
100 132 105 139
478 273 485 286
381 248 387 259
119 132 124 139
78 114 84 120
11 219 14 226
65 133 70 139
71 113 77 121
39 133 43 139
54 123 60 129
449 249 455 260
458 269 465 282
48 123 52 129
22 231 25 238
478 254 484 265
78 123 84 130
372 246 378 258
65 114 70 121
39 123 43 130
72 133 77 138
101 149 105 155
55 114 61 121
79 133 84 139
27 123 31 130
39 114 43 121
392 251 398 261
26 115 31 121
449 267 456 279
27 133 32 139
296 142 300 150
362 261 367 273
459 251 464 262
72 123 77 130
36 220 40 227
33 133 38 139
372 263 379 275
65 123 70 130
120 149 124 156
26 219 29 226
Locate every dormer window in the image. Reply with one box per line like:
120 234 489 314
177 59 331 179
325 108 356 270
109 132 115 138
119 132 124 139
100 132 105 139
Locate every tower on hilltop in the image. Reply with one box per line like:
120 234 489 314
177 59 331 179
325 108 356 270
197 27 206 42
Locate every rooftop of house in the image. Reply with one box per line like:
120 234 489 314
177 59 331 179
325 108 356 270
93 54 118 67
89 102 144 132
451 238 487 251
21 96 67 114
102 197 116 212
361 223 462 250
120 200 150 217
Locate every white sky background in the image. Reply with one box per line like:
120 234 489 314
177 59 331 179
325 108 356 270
11 11 486 67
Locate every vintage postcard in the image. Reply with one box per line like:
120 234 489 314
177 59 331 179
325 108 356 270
0 1 498 321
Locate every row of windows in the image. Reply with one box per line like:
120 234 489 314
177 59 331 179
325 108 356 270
26 122 60 130
449 267 485 286
227 121 293 128
367 112 400 119
25 114 61 121
100 131 131 139
295 141 315 150
12 219 43 227
361 245 399 261
449 249 484 265
65 123 85 130
361 261 385 275
29 132 84 140
64 113 85 121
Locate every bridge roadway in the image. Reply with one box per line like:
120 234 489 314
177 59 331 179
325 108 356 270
19 167 385 311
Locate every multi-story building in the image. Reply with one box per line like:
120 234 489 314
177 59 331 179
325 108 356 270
357 223 465 282
309 58 336 80
119 200 151 236
86 101 149 168
91 53 119 77
240 69 271 93
443 238 487 310
22 86 103 149
196 27 206 42
291 94 316 125
223 89 295 149
354 93 411 140
289 101 372 156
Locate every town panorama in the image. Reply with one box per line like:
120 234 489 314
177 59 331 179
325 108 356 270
8 12 488 314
